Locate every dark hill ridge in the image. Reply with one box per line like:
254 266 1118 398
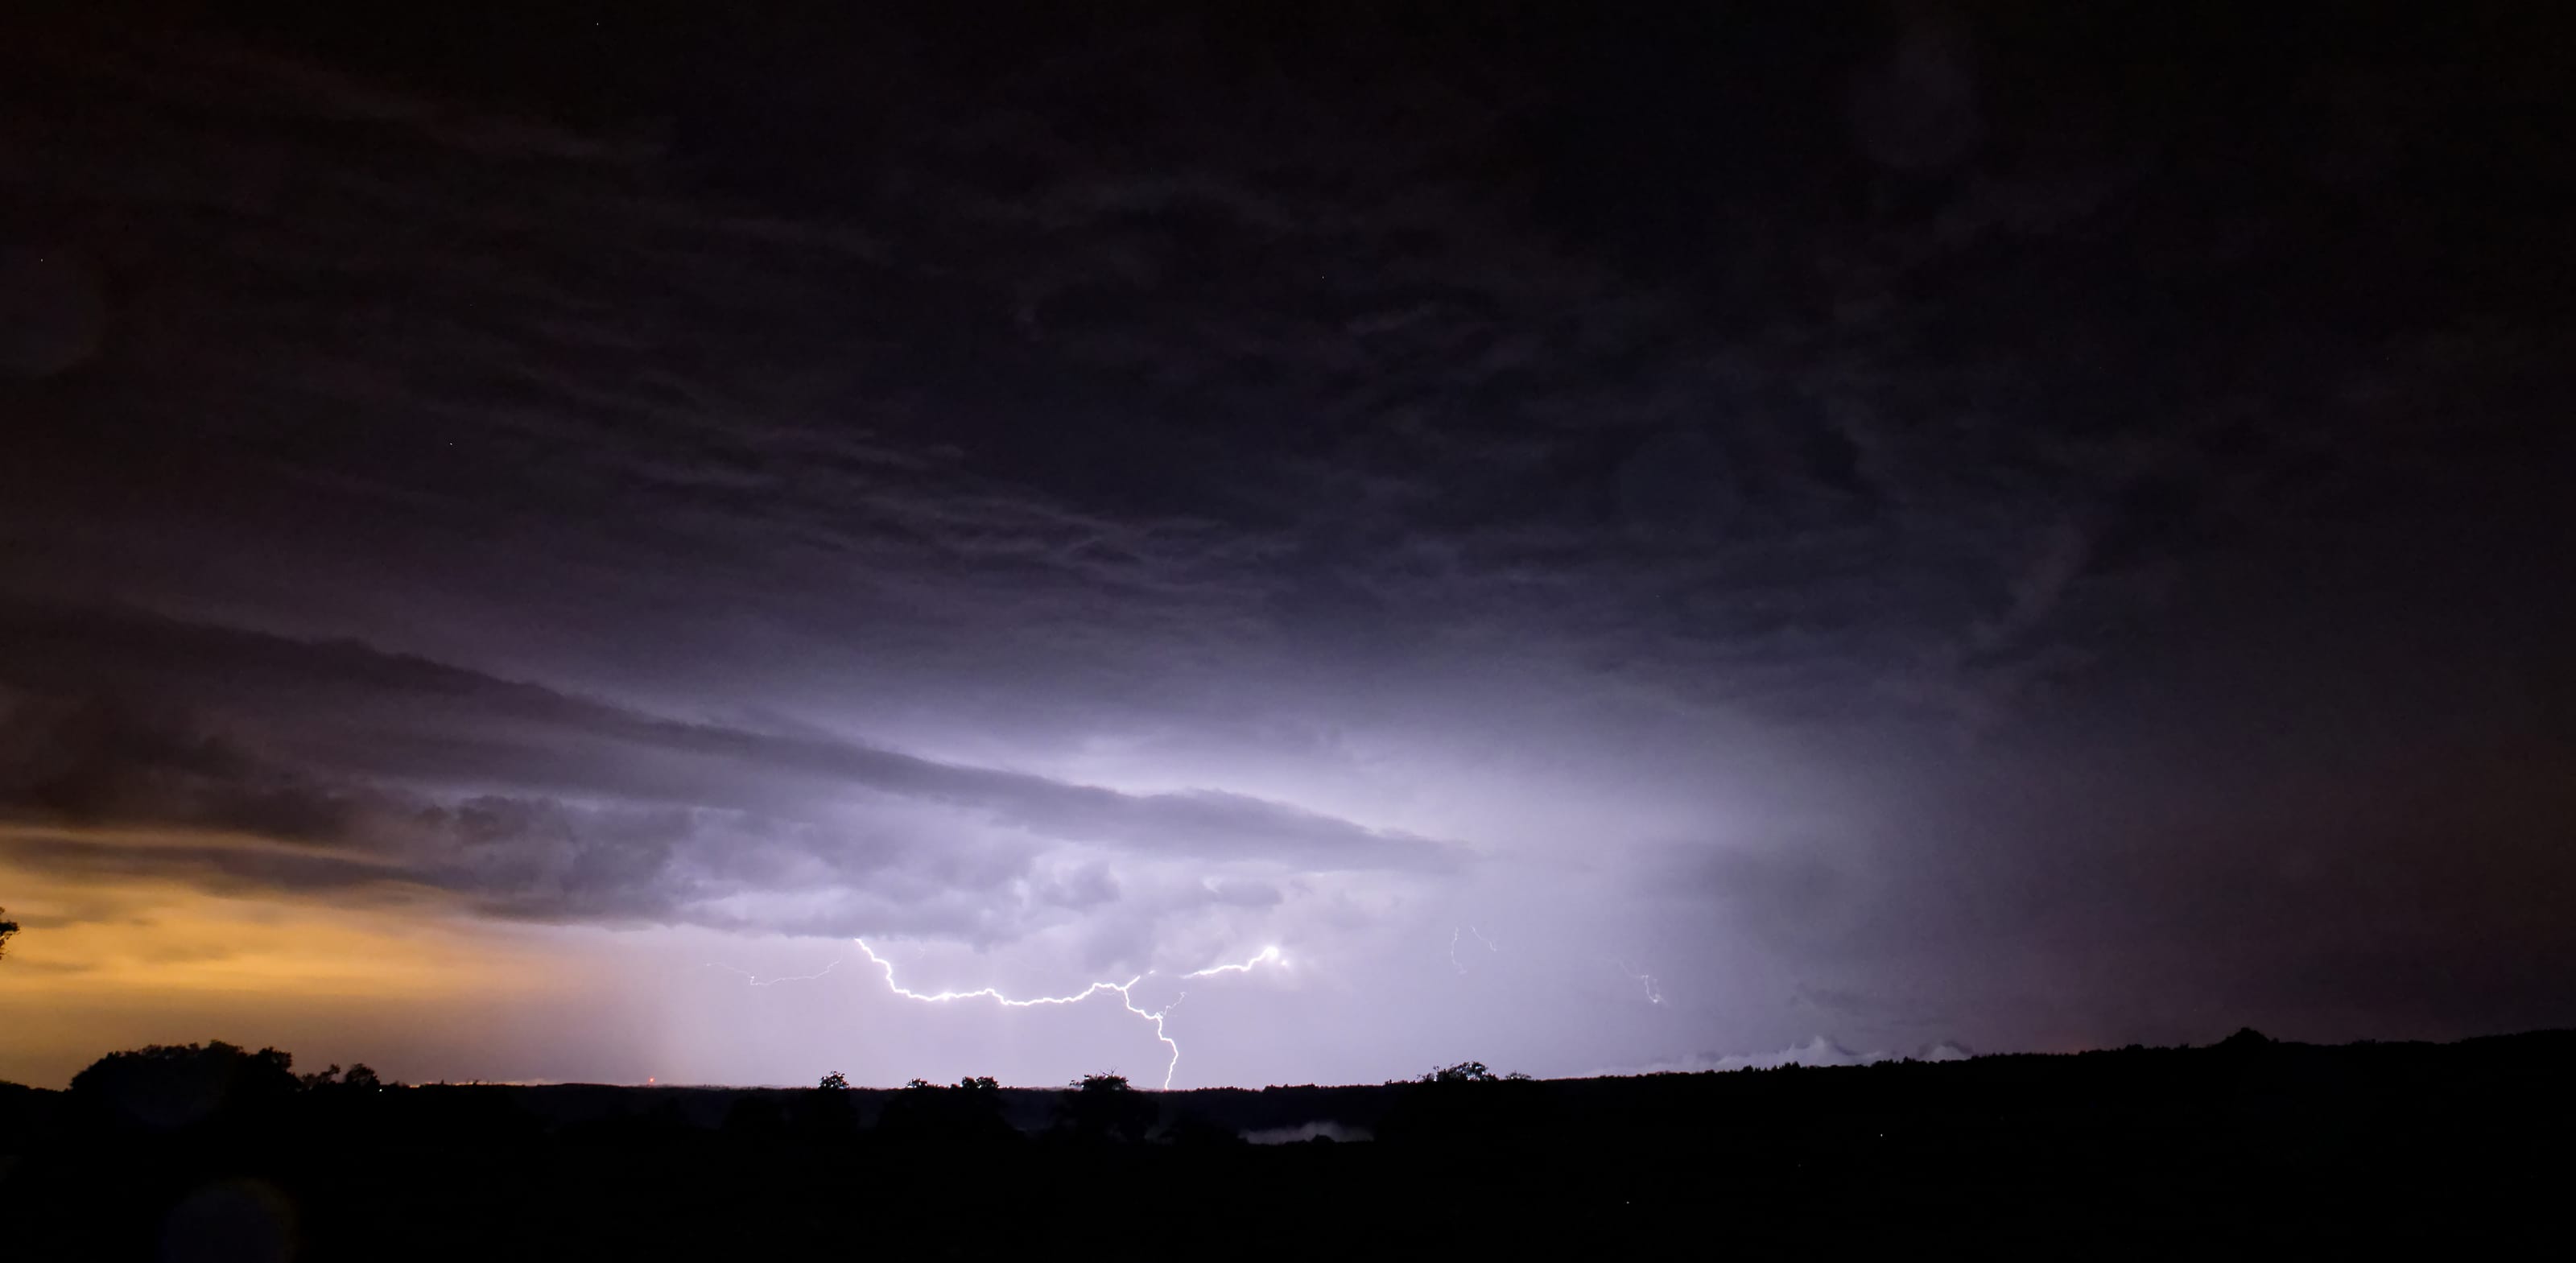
2 1030 2570 1257
361 1025 2576 1141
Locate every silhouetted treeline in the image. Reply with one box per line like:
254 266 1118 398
2 1030 2569 1258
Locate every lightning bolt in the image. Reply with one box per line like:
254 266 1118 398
852 939 1284 1089
1183 945 1283 977
1612 959 1663 1005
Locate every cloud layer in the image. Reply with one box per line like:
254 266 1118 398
0 601 1456 951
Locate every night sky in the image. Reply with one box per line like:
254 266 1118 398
4 2 2572 1090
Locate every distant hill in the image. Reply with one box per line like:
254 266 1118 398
4 1030 2570 1257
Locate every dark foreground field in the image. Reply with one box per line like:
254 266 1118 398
3 1030 2567 1259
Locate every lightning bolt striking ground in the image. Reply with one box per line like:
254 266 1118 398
852 939 1285 1089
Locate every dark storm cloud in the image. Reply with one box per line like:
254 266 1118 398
1 9 2392 736
1629 712 2576 1047
0 827 416 902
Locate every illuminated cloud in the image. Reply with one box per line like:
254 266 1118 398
0 602 1461 943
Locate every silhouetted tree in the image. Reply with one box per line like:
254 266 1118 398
1421 1061 1499 1083
2219 1027 2276 1051
1059 1072 1156 1143
794 1075 860 1140
1381 1059 1546 1149
299 1063 390 1093
0 906 18 960
71 1042 300 1129
877 1074 1017 1146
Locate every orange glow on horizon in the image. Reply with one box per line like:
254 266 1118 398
0 827 622 1089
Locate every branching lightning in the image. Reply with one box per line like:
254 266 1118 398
852 938 1285 1089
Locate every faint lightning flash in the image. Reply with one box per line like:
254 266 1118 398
853 939 1285 1089
1449 924 1499 974
1613 959 1663 1005
707 954 847 987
